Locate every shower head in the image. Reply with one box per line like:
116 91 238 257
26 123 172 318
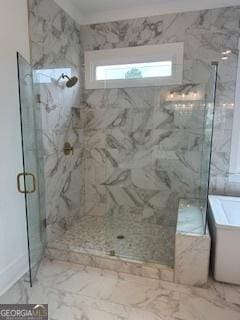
61 74 78 88
66 76 78 88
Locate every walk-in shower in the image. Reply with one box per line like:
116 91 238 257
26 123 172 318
19 0 235 284
48 75 216 267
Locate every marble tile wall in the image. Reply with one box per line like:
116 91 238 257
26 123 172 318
175 232 210 286
72 84 208 264
78 6 240 263
80 7 240 199
175 201 211 286
29 0 84 242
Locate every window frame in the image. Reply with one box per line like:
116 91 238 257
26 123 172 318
229 38 240 182
84 43 184 89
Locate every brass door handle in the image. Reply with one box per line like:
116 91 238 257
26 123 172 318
17 172 36 194
26 173 36 193
17 173 25 193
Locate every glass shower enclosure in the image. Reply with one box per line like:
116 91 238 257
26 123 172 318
82 62 217 266
22 54 217 274
17 53 45 285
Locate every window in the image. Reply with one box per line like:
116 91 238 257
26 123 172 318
85 43 184 89
229 38 240 182
35 68 72 83
96 61 172 81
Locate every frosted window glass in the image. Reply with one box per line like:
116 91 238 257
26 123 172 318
96 61 172 81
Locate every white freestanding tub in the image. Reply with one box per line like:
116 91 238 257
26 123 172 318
208 195 240 285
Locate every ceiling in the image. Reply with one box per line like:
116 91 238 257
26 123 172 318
55 0 240 25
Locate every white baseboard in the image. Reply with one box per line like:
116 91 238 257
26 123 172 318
0 254 28 296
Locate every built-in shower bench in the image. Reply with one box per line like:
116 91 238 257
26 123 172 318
174 199 211 286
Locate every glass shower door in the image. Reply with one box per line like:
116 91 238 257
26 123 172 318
17 53 44 286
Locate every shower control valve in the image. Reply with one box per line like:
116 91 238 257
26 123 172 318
63 142 73 155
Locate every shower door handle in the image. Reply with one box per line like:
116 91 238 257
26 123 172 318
17 172 36 194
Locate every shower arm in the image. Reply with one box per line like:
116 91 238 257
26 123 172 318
61 74 70 80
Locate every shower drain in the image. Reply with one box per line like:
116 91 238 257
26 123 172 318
117 235 125 239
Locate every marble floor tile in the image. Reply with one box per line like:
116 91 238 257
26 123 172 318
1 259 240 320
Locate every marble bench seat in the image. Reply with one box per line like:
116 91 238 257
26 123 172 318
174 199 211 286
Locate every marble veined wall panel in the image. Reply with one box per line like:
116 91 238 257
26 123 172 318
29 0 84 242
80 6 240 196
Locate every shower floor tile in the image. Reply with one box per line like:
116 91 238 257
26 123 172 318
49 215 175 267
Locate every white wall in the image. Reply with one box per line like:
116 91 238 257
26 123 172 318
0 0 30 295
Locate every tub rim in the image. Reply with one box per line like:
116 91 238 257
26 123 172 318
208 195 240 230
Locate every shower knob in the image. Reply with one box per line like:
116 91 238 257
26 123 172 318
63 142 73 155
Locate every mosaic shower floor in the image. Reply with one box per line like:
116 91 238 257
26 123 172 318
49 215 176 267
